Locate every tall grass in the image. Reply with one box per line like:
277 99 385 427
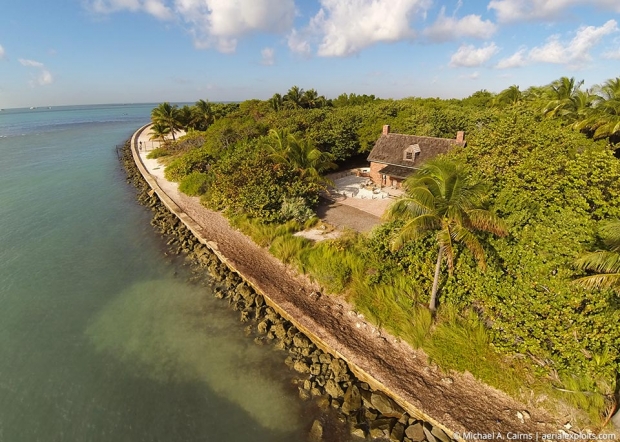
269 234 311 264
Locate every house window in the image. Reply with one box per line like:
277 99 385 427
404 144 420 162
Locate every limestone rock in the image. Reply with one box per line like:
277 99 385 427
370 392 404 418
405 422 425 442
325 379 345 399
293 360 310 374
341 385 362 415
431 427 451 442
391 422 406 442
308 420 323 442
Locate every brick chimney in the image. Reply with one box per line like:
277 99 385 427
456 131 465 143
383 124 390 135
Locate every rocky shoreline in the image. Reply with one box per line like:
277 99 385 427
119 140 457 442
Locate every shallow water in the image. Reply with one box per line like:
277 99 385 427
0 105 343 442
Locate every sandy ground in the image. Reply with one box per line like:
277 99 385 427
133 126 565 437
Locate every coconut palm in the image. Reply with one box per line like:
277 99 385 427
493 85 522 107
192 99 214 130
385 159 508 313
574 220 620 293
151 102 182 141
263 129 336 185
284 86 304 109
575 77 620 140
543 77 586 121
148 122 171 145
269 93 283 112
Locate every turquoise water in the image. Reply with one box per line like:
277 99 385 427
0 105 326 441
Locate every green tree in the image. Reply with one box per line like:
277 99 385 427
263 129 337 186
191 99 214 130
575 77 620 140
148 122 171 144
575 220 620 293
493 85 522 107
269 93 283 112
151 102 182 141
543 77 588 121
284 86 304 109
385 159 507 313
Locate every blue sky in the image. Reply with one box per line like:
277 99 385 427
1 0 619 108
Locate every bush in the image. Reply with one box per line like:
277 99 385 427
146 147 169 159
279 197 315 223
179 171 210 196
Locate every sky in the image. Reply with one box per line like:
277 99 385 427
1 0 620 108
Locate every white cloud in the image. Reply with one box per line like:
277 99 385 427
449 42 499 67
87 0 295 52
460 71 480 80
19 58 54 86
289 0 433 57
423 7 497 42
260 47 275 65
529 20 618 66
19 58 44 68
495 48 527 69
0 44 5 60
488 0 620 23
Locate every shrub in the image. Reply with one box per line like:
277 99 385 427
279 197 315 223
146 147 169 159
179 171 210 196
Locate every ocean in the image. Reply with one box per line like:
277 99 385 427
0 104 337 442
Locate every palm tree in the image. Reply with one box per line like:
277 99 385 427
148 122 171 145
493 85 522 107
269 93 283 112
543 77 586 121
192 99 214 130
575 77 620 140
284 86 304 109
574 220 620 293
263 129 337 185
151 102 182 141
385 159 508 313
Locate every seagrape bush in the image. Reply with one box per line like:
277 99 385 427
385 108 620 386
200 140 321 222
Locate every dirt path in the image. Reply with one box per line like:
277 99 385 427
131 127 564 438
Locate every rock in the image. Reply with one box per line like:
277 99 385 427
341 385 362 415
308 420 323 442
330 359 348 381
365 409 378 421
319 353 332 364
405 423 425 442
270 323 286 339
316 395 331 411
350 427 366 439
310 387 323 397
370 392 404 418
299 388 311 401
293 360 310 374
391 422 406 442
302 380 312 390
423 425 437 442
293 334 310 348
431 427 451 442
369 427 389 439
310 364 321 376
325 379 345 399
257 320 269 334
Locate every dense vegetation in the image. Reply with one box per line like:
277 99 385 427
149 79 620 427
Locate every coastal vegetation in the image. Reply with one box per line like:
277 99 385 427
148 80 620 426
